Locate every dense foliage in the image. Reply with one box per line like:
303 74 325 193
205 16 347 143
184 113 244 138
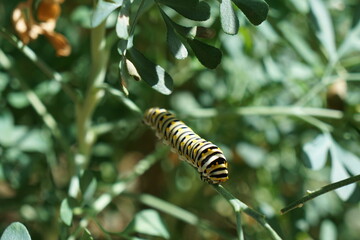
0 0 360 239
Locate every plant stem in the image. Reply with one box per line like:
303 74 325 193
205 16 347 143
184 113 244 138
281 174 360 214
75 20 109 166
182 106 343 119
0 28 78 102
212 184 282 240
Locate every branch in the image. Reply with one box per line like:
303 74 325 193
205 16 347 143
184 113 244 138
182 106 343 119
212 184 282 240
0 28 78 102
281 174 360 214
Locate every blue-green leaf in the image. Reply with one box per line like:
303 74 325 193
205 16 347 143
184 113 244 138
80 228 93 240
158 0 210 21
236 142 267 168
123 209 169 239
91 0 123 28
60 198 74 226
220 0 239 35
330 144 356 201
303 133 331 170
128 48 173 95
116 0 130 39
17 129 50 153
232 0 269 26
159 9 188 59
309 0 337 61
320 220 337 240
187 39 222 69
0 222 31 240
80 170 98 203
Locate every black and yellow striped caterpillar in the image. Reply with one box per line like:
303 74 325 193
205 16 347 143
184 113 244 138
143 107 229 184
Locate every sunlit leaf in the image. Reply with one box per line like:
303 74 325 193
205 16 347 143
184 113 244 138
303 133 331 170
127 48 173 95
338 20 360 59
236 142 267 168
159 9 188 59
0 222 31 240
159 7 196 39
17 129 50 153
60 198 74 226
320 220 337 240
80 170 97 203
330 145 356 201
158 0 210 21
8 92 29 108
91 0 123 28
123 209 169 239
330 141 360 176
220 0 239 35
309 0 337 61
278 22 321 67
0 111 14 146
232 0 269 25
187 39 222 69
116 0 130 39
80 229 93 240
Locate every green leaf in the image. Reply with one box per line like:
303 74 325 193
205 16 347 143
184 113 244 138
236 142 267 168
330 143 356 201
17 129 50 153
187 39 222 69
127 48 173 95
158 0 210 21
338 20 360 59
0 222 31 240
159 9 188 59
232 0 269 25
8 92 30 108
220 0 239 35
80 228 93 240
159 8 196 39
80 170 98 203
278 22 321 66
116 0 130 39
0 111 14 146
303 133 331 170
320 220 337 240
91 0 123 28
60 198 74 226
123 209 169 239
309 0 337 61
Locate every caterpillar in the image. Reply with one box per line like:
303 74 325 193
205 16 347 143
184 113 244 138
143 107 229 184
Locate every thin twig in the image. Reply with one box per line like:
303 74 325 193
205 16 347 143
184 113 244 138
281 174 360 214
181 106 343 119
0 28 78 102
212 184 282 240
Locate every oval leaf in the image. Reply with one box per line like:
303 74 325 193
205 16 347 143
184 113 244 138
60 198 73 226
127 48 173 95
0 222 31 240
232 0 269 25
123 209 169 238
80 170 97 203
160 10 188 59
309 0 337 61
330 141 360 176
116 0 130 39
302 133 331 170
187 39 222 69
158 0 210 21
220 0 239 35
91 0 123 28
329 143 357 201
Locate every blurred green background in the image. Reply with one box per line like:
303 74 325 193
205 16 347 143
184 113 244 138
1 0 360 239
